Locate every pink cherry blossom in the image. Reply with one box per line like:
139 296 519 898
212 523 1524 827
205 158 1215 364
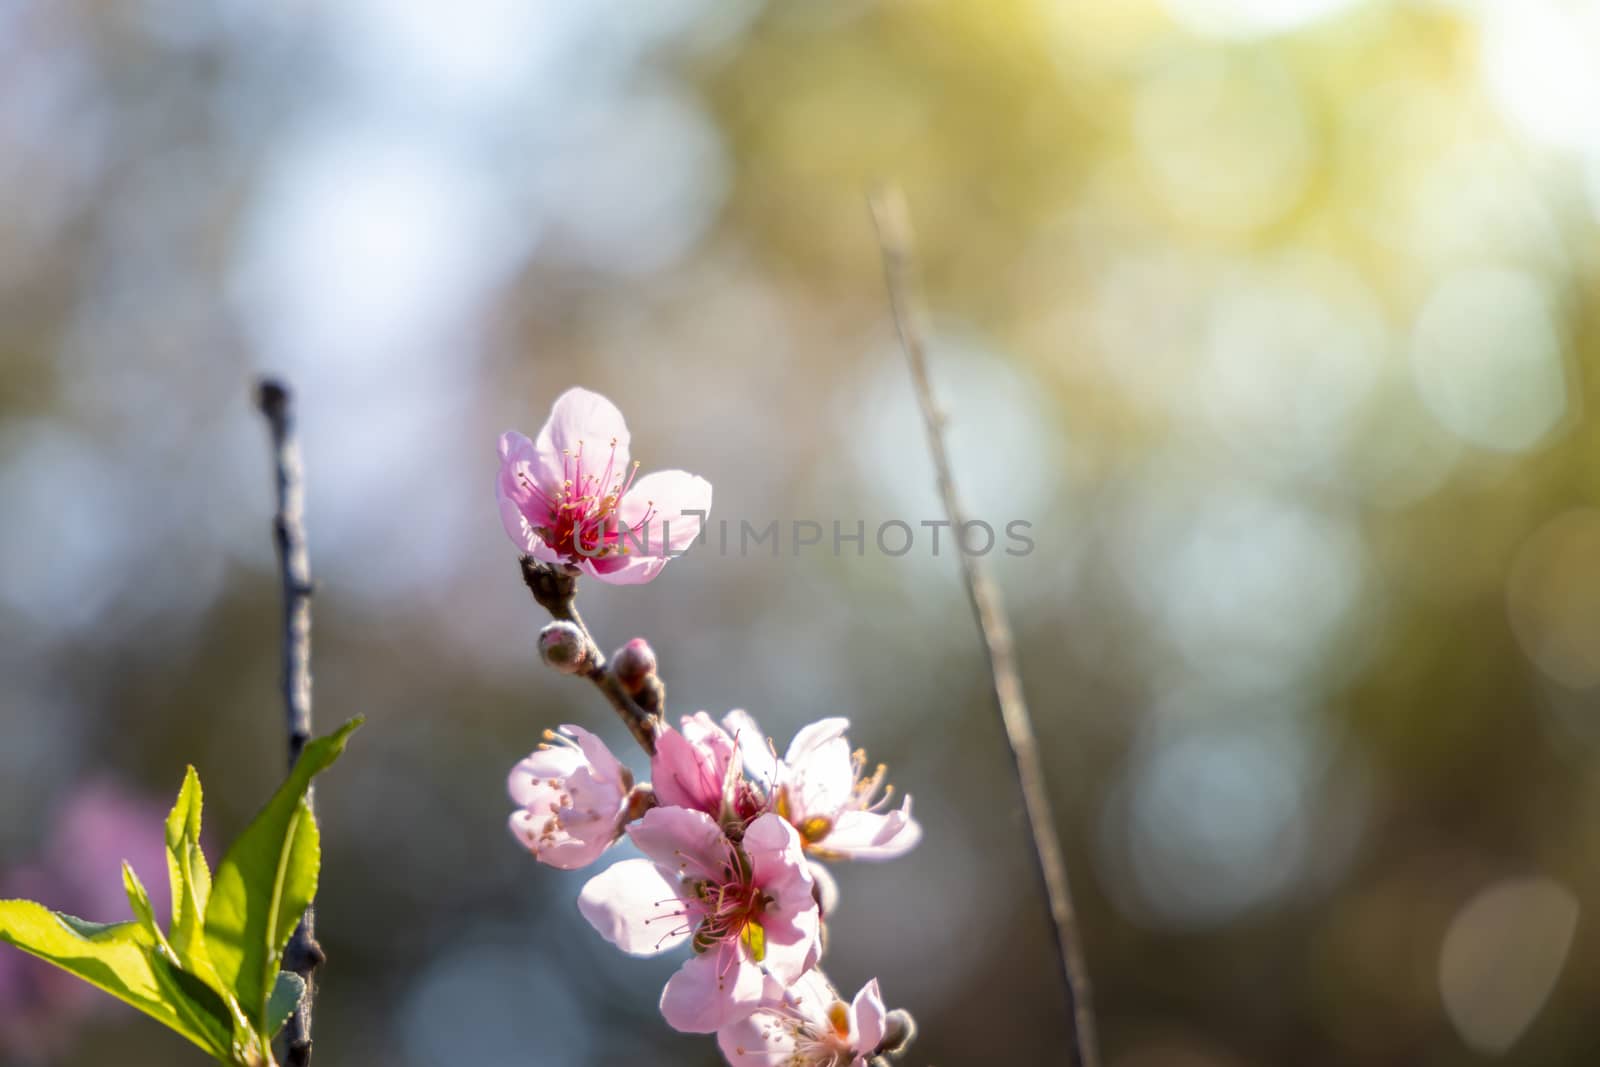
577 808 821 1033
508 725 634 870
725 712 921 862
652 712 766 823
497 387 712 585
717 970 890 1067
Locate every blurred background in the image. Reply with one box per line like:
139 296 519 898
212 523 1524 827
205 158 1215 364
2 0 1599 1064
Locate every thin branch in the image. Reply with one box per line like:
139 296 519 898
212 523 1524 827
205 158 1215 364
868 188 1101 1067
255 379 324 1067
519 557 662 755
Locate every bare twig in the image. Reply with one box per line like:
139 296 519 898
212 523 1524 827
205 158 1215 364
869 189 1101 1067
255 379 324 1067
519 556 662 755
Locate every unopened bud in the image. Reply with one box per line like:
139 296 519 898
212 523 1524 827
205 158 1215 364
877 1009 917 1056
611 638 657 692
538 621 591 674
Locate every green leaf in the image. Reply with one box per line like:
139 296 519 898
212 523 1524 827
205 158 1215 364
122 862 166 953
204 718 360 1029
122 862 243 1059
265 971 307 1036
161 767 255 1037
0 900 231 1058
166 765 212 938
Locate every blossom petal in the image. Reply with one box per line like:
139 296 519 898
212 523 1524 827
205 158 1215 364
741 814 819 984
723 710 778 793
850 979 888 1053
508 810 611 870
497 430 567 538
716 1009 799 1066
760 901 820 987
562 723 629 790
651 725 723 814
536 387 631 471
626 805 729 876
576 858 688 956
584 553 669 586
506 747 583 808
785 736 855 819
817 798 922 861
744 815 809 894
618 469 713 554
660 948 766 1033
783 717 850 766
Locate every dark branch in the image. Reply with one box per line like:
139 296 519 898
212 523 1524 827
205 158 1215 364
869 189 1102 1067
519 557 661 755
255 378 323 1067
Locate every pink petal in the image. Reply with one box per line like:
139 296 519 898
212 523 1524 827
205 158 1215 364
716 1010 799 1065
535 387 631 469
651 726 723 814
496 480 544 557
744 814 811 910
584 553 669 586
508 810 611 870
495 430 548 493
576 858 689 956
783 718 850 766
850 979 887 1053
617 469 713 554
562 723 629 789
506 747 583 808
759 902 820 987
723 710 778 792
660 948 766 1033
626 805 728 875
681 711 736 755
785 736 855 819
819 798 922 860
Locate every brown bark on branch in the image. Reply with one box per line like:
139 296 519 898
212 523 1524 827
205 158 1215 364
255 379 324 1067
869 189 1102 1067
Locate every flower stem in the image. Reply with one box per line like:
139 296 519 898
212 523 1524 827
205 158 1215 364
518 557 661 755
869 188 1102 1067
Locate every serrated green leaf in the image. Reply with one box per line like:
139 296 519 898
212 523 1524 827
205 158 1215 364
166 765 212 937
204 718 360 1029
164 767 234 1003
265 971 306 1036
0 900 231 1058
122 861 242 1057
122 863 165 950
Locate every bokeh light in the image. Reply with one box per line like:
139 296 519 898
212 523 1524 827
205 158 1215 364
4 1 1600 1065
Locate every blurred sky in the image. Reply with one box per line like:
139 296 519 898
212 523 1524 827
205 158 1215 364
4 1 1600 1065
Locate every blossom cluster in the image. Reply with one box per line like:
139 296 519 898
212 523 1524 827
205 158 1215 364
499 389 921 1065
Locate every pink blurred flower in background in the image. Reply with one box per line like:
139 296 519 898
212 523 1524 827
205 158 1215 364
497 387 712 585
717 970 889 1067
727 713 921 861
0 779 177 1060
508 725 634 870
578 808 820 1033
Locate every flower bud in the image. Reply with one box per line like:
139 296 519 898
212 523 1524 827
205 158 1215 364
610 638 657 692
538 621 591 674
877 1009 917 1056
